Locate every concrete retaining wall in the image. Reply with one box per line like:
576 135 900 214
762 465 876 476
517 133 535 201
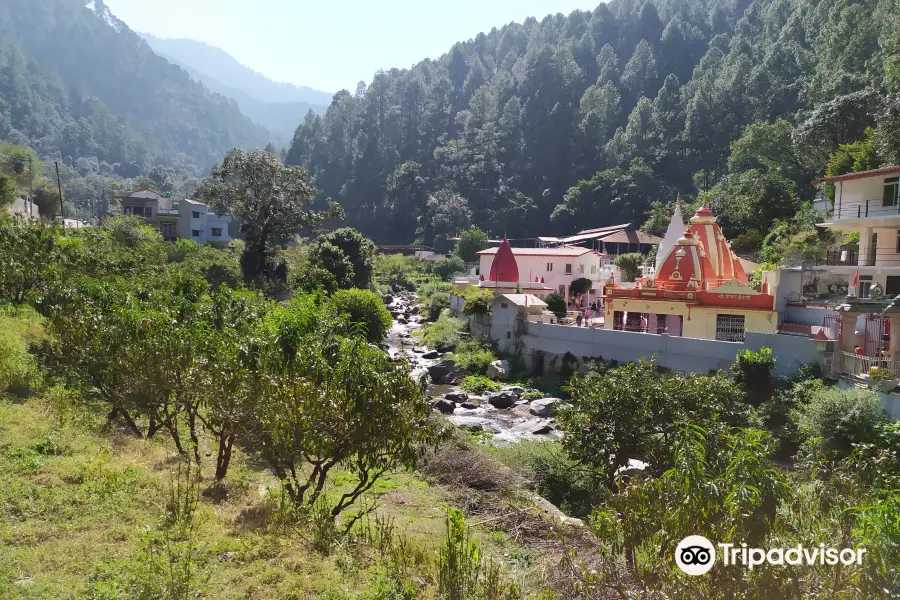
519 323 819 377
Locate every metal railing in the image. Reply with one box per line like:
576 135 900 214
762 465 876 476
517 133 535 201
834 198 900 220
838 351 900 379
820 248 900 267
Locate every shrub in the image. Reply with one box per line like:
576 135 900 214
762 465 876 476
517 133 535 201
460 376 502 394
731 347 777 403
869 366 896 381
325 288 393 344
493 441 609 518
420 310 465 352
795 386 888 455
430 255 466 280
375 253 425 288
543 292 567 319
614 253 644 282
319 227 377 289
0 306 43 394
418 280 452 321
438 509 521 600
458 285 494 316
451 339 497 376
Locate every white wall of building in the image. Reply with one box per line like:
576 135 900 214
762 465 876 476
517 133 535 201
477 250 618 303
178 200 231 243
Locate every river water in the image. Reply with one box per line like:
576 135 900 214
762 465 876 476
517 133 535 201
384 292 562 444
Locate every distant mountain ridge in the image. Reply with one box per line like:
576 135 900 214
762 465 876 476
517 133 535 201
0 0 270 175
142 35 331 142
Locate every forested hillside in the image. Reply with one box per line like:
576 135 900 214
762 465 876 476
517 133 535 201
287 0 900 250
143 35 331 143
0 0 269 179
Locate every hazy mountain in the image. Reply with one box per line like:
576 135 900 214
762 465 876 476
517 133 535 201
0 0 270 175
142 35 332 141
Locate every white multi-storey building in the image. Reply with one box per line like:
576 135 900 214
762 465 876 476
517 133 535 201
817 165 900 298
177 198 232 244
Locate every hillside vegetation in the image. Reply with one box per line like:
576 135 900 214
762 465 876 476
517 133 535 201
286 0 900 254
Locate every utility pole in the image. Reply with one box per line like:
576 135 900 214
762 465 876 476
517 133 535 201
54 161 64 229
27 155 34 217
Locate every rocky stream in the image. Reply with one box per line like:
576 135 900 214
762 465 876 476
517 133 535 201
384 291 563 444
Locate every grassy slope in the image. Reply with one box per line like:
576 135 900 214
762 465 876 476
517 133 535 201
0 310 565 599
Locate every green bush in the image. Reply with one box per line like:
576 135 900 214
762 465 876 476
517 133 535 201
325 288 393 344
795 386 888 455
450 340 497 376
460 376 502 395
418 279 452 321
0 307 43 395
493 441 608 518
455 228 490 262
543 292 566 319
458 285 494 316
430 256 466 280
419 310 465 352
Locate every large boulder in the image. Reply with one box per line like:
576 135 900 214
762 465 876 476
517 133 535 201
422 350 441 360
444 390 469 402
382 294 394 305
430 398 456 414
529 398 561 418
486 360 511 381
487 391 517 409
427 360 462 385
502 385 526 397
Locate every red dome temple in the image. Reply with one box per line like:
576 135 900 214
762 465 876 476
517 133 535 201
488 236 520 282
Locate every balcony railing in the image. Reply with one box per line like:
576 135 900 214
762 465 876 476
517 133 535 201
834 198 900 220
820 249 900 267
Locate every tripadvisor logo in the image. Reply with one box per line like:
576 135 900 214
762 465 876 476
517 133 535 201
675 535 716 575
675 536 867 575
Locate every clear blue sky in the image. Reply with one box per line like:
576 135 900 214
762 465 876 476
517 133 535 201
104 0 600 93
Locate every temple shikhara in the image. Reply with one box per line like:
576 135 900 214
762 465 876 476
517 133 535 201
604 204 778 341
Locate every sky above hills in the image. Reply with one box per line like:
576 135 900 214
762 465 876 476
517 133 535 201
103 0 599 93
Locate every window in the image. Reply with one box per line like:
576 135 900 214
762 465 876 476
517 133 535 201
546 262 553 272
579 264 585 274
591 265 597 275
500 302 508 309
565 264 572 274
715 314 746 342
145 207 152 217
896 230 900 254
883 177 899 207
211 227 223 237
192 229 201 237
506 332 511 339
192 211 201 219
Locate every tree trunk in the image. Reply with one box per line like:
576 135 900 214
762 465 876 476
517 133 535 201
214 434 234 480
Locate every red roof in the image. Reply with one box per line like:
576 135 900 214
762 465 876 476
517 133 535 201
812 165 900 184
488 236 519 282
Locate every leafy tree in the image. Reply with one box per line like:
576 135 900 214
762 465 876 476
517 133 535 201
458 285 494 316
324 288 393 344
197 149 343 288
250 333 433 523
318 227 377 289
455 228 490 263
569 277 592 296
430 255 466 280
543 292 567 319
558 359 748 485
614 253 643 282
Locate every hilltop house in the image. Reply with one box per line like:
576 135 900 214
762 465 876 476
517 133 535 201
538 223 661 256
119 189 232 244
